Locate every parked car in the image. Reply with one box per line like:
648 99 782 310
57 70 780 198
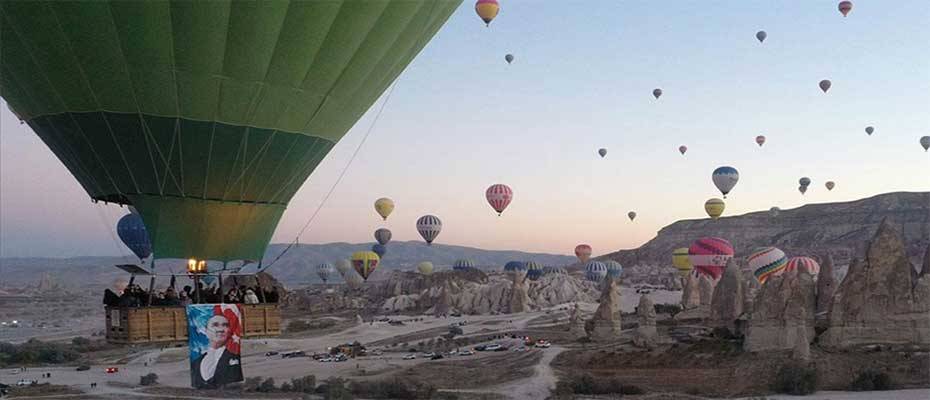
105 367 119 374
422 352 435 358
334 354 348 362
265 351 279 357
282 351 306 358
319 357 333 363
458 350 474 356
16 379 32 386
511 346 528 352
75 365 90 371
430 354 444 360
535 340 551 348
484 344 502 351
474 345 487 351
402 354 417 360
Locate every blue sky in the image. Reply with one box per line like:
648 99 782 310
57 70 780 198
2 1 928 258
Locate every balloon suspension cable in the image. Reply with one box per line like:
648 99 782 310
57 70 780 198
261 82 399 273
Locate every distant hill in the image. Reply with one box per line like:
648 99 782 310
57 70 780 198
0 242 575 289
600 192 930 272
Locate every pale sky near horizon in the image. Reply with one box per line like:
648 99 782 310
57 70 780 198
1 1 928 259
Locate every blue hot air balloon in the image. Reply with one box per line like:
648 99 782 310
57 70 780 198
117 212 152 261
504 261 526 272
372 244 387 258
712 166 740 198
374 228 392 246
585 261 608 282
525 261 543 280
605 261 623 279
453 259 476 271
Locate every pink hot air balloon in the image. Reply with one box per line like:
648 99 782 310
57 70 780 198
785 256 820 276
485 184 513 216
819 79 832 93
688 237 734 280
755 135 766 147
838 1 853 17
575 244 592 264
679 145 688 155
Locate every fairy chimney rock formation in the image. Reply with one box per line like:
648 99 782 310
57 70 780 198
815 253 837 320
744 271 816 352
698 274 715 306
587 277 623 341
681 273 701 309
508 272 529 314
710 259 745 333
633 294 658 348
821 220 930 347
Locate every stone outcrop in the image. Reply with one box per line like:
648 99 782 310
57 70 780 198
820 220 930 347
568 303 587 338
709 259 744 333
586 277 622 341
509 272 529 313
815 253 837 320
633 295 658 348
743 271 816 352
681 273 700 309
698 275 715 306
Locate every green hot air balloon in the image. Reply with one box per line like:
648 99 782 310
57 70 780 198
1 1 461 262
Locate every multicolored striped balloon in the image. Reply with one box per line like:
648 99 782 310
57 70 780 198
705 198 725 219
453 259 476 271
475 0 500 26
416 215 442 245
672 247 692 277
351 251 380 281
688 237 734 280
748 247 787 284
585 261 608 282
543 266 567 275
486 184 514 216
785 256 820 276
575 244 592 264
605 260 623 279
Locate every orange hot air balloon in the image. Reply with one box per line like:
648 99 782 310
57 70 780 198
475 0 500 26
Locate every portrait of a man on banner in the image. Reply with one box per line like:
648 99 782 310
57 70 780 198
187 304 244 389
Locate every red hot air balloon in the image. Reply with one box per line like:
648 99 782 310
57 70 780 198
475 0 500 26
838 1 853 17
575 244 592 264
688 237 734 280
486 184 513 216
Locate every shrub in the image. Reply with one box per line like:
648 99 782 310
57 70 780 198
257 377 276 392
71 337 91 347
850 369 891 391
243 376 263 392
771 362 818 395
290 375 317 393
554 373 638 395
139 373 159 386
318 376 351 400
654 303 682 316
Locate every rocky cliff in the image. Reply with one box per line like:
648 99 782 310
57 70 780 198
601 192 930 284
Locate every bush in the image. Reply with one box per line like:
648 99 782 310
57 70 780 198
257 377 276 392
71 337 91 347
290 375 317 393
0 339 80 366
349 378 437 399
139 373 159 386
772 362 818 395
242 376 263 392
318 376 351 400
554 373 639 396
654 303 682 316
850 369 891 391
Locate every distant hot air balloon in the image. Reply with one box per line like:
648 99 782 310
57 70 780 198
819 79 832 93
417 215 442 245
785 256 820 277
748 247 788 284
504 261 527 273
672 248 693 277
475 0 500 26
375 198 395 221
799 177 811 187
575 244 593 264
543 266 567 275
865 126 874 136
453 259 476 271
525 261 543 280
825 181 835 191
679 145 688 155
336 259 363 289
351 251 380 281
505 54 514 64
486 184 514 216
756 30 767 43
628 211 637 221
417 261 434 276
598 148 607 158
799 185 808 195
756 135 766 147
374 228 392 246
585 261 608 282
317 263 335 283
653 88 663 99
920 136 930 151
838 1 853 17
688 237 734 280
605 260 623 279
712 166 740 198
117 212 152 261
371 244 387 258
769 207 781 218
705 198 725 219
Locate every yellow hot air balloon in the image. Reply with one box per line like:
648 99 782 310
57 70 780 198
417 261 434 276
374 198 395 221
475 0 500 26
704 198 725 219
672 247 692 277
351 251 380 281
